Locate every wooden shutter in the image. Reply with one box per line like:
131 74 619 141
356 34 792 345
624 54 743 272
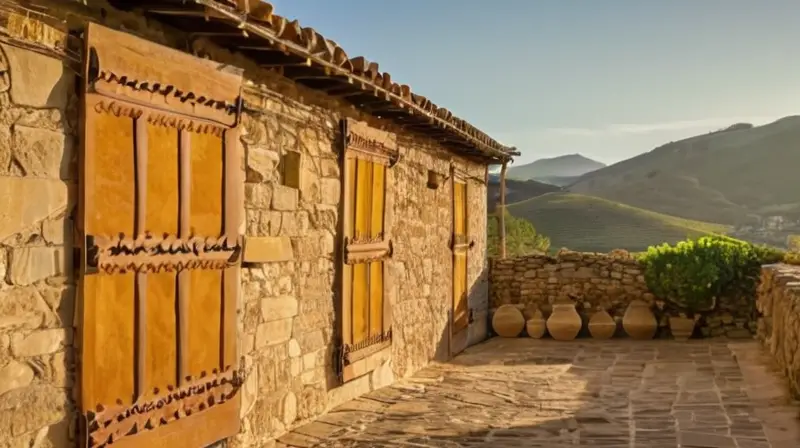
77 24 244 448
339 119 395 382
452 174 469 334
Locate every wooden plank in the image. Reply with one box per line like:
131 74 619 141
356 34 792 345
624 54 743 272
369 163 385 337
188 131 224 377
134 117 148 399
86 23 243 126
342 157 356 345
452 179 469 336
177 129 191 385
97 397 240 448
86 108 136 407
352 159 372 343
222 128 241 370
144 122 179 394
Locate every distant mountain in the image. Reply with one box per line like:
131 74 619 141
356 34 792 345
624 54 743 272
568 116 800 225
506 154 606 182
487 177 561 212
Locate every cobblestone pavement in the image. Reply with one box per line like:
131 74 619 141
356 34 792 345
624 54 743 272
277 338 800 448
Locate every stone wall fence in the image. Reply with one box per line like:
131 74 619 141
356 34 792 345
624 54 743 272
755 264 800 396
489 250 757 338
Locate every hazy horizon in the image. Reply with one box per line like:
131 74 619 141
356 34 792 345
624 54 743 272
270 0 799 165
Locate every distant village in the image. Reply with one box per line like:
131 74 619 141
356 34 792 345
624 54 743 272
730 215 800 250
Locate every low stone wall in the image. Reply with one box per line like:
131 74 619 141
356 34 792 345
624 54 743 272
755 264 800 396
489 250 756 338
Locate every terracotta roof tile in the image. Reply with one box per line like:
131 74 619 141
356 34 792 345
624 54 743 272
197 0 518 160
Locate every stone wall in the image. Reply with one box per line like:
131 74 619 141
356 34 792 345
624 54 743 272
233 74 489 447
0 3 491 447
490 250 756 338
0 41 78 447
755 264 800 397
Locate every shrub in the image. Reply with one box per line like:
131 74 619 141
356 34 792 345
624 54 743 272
638 235 765 315
488 209 550 257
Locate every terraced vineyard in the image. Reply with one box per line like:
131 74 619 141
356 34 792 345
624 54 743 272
507 192 730 253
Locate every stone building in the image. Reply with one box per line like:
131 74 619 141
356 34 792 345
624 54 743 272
0 1 517 447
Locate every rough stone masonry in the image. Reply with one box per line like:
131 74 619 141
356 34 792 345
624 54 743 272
0 3 493 447
490 250 758 338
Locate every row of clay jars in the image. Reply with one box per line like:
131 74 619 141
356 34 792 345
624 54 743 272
491 300 658 340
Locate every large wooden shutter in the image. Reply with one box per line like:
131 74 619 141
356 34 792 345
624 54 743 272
339 119 394 381
452 175 469 335
77 24 244 448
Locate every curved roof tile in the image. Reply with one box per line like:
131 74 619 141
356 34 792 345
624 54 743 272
206 0 518 160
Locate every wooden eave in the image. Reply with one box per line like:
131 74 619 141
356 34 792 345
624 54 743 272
104 0 519 163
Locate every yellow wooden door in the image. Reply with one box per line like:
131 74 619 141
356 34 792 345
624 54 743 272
453 181 469 334
77 24 242 448
346 158 387 346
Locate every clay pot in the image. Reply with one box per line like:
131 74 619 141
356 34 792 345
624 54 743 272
526 309 547 339
622 300 657 340
492 305 525 338
546 302 582 341
669 316 695 340
588 308 616 340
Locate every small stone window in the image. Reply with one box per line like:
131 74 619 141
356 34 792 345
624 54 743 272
279 150 302 189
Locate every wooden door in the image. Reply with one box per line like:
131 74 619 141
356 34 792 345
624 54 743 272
452 178 469 341
77 24 244 448
338 118 394 382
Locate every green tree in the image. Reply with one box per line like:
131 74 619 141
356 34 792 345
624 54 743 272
487 209 550 257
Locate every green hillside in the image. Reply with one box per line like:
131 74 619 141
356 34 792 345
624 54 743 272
507 192 730 253
568 117 800 225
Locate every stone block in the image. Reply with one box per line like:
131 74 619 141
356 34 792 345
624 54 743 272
255 318 293 348
9 246 66 286
1 43 73 109
272 184 298 211
0 360 34 396
319 178 340 206
11 328 69 357
261 296 299 322
280 391 298 426
0 385 69 437
243 236 294 263
0 177 69 242
245 146 279 183
244 183 272 210
12 125 74 179
0 286 49 331
41 217 69 245
370 360 395 390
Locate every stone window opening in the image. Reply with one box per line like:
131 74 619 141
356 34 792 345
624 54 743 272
337 118 396 383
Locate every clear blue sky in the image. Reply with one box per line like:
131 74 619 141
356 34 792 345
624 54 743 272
270 0 799 165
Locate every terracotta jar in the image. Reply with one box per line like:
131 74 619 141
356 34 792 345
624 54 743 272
669 315 696 340
546 302 582 341
588 308 616 340
622 300 657 340
526 309 547 339
492 305 525 338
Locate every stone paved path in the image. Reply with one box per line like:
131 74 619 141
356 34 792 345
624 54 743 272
277 338 800 448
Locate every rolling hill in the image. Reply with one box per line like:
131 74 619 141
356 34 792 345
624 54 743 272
507 192 730 253
506 154 605 182
487 178 561 212
568 116 800 225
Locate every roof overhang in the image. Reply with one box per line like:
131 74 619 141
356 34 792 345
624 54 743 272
105 0 519 163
